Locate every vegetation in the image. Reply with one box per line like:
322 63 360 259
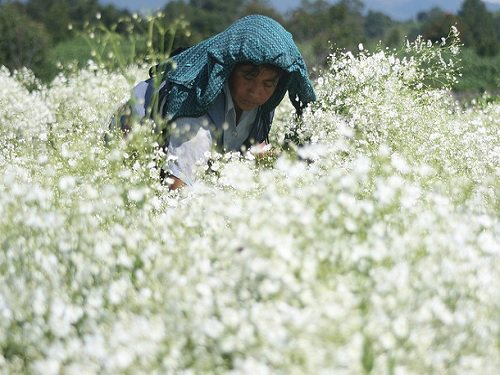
1 1 499 373
1 22 499 374
0 3 51 78
0 0 499 95
458 0 498 56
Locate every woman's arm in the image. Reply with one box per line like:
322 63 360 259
166 116 214 188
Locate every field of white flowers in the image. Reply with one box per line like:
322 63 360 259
0 31 499 374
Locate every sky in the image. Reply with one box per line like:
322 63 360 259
100 0 500 20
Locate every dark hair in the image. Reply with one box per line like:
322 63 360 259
235 62 285 79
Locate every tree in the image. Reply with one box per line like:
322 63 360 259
241 0 285 24
287 1 328 41
364 10 394 40
287 0 365 65
186 0 245 36
418 7 458 43
0 3 51 75
458 0 498 56
492 11 500 45
164 0 248 45
68 0 101 25
26 0 70 43
25 0 127 43
325 0 366 52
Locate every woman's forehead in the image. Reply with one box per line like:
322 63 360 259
235 64 282 79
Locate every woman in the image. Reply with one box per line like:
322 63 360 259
121 15 316 189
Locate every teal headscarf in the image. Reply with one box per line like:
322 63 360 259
157 15 316 121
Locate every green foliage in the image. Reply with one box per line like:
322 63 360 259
287 0 366 63
27 0 71 43
361 335 375 373
164 0 247 45
403 27 462 91
458 0 499 56
329 0 365 51
241 0 285 22
417 7 459 44
452 47 500 93
25 0 130 43
0 3 51 78
49 36 96 68
77 13 189 83
364 10 395 40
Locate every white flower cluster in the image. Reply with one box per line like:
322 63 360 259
0 67 54 143
0 37 499 375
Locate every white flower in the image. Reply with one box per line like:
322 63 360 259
0 45 498 374
128 188 145 202
58 176 76 191
391 152 410 174
203 318 225 339
49 299 83 338
477 232 499 255
32 359 60 375
230 358 271 375
108 278 129 305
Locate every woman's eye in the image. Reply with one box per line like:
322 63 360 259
264 82 277 90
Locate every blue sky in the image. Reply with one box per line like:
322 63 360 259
100 0 500 20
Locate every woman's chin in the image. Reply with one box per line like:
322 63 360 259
236 100 258 111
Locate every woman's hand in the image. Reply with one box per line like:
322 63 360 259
250 142 273 159
167 175 186 190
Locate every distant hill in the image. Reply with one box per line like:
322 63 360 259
349 0 500 21
270 0 500 20
360 0 461 20
99 0 500 20
485 1 500 12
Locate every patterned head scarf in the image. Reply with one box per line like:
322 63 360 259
157 15 316 121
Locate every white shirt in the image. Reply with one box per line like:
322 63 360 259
167 82 258 185
222 81 258 151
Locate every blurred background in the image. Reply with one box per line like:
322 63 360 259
1 0 499 93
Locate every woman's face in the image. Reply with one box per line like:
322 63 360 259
229 64 281 112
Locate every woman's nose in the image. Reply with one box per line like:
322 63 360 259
247 82 261 98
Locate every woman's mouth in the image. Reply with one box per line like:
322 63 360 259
239 98 257 109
